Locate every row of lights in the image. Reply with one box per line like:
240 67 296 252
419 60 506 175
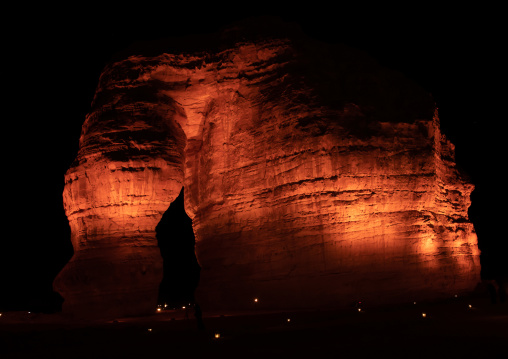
0 312 30 316
213 316 292 340
355 295 474 318
156 303 192 313
212 298 291 340
152 295 475 339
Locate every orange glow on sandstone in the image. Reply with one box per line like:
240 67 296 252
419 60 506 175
54 28 480 316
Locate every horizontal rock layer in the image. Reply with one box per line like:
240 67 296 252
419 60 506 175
55 29 480 316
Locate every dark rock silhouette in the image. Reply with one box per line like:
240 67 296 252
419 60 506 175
469 186 508 303
156 188 200 307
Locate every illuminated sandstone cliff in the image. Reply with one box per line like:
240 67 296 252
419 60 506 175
54 25 480 316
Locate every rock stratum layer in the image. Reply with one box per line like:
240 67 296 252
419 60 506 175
54 23 480 316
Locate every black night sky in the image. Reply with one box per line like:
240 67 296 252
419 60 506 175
2 5 506 312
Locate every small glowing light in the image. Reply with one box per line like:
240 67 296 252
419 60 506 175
164 303 168 308
214 333 221 339
357 308 362 312
0 313 2 317
156 308 162 312
147 328 152 332
287 318 291 322
422 313 427 318
182 306 186 309
413 301 417 305
468 304 472 308
254 298 258 303
454 294 458 298
28 312 31 314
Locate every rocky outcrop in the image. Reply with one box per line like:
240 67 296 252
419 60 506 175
54 22 480 316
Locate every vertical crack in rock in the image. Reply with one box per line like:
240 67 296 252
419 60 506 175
54 25 480 316
156 187 200 308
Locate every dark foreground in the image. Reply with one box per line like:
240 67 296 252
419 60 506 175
1 295 507 359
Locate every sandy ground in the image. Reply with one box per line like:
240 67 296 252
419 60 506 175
1 295 507 359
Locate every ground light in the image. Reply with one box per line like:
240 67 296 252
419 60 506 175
422 313 427 318
214 333 221 339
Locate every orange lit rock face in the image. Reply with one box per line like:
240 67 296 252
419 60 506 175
54 70 187 317
55 34 480 315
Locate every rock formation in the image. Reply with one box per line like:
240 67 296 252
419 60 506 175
54 21 480 316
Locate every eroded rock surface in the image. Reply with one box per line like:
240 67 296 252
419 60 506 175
54 23 480 316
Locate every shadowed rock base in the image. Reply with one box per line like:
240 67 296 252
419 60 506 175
55 246 162 318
